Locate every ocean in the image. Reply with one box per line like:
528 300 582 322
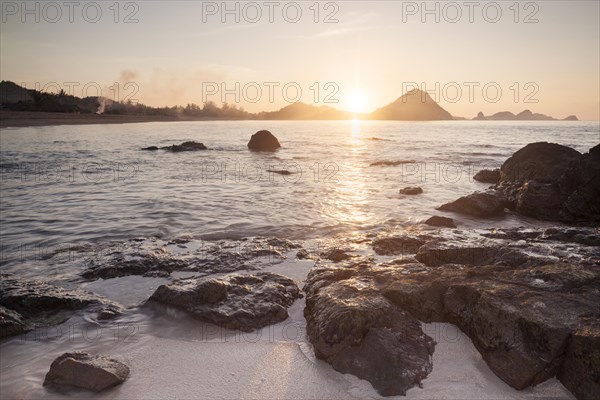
0 120 598 399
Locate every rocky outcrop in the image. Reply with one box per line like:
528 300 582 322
424 216 456 228
142 141 208 152
247 130 281 151
473 169 500 184
0 274 120 335
44 352 129 392
399 186 423 195
303 263 435 396
381 262 600 396
437 190 509 217
441 143 600 223
148 272 301 332
415 242 532 268
304 256 600 398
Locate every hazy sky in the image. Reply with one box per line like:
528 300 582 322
1 1 599 119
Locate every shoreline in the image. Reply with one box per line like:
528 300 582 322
1 111 593 128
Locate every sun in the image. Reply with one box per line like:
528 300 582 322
346 90 367 113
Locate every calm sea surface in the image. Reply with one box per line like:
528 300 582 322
1 120 599 267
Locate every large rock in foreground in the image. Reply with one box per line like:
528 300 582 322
44 352 129 392
304 258 600 399
304 263 435 396
381 262 600 399
247 130 281 151
148 272 301 331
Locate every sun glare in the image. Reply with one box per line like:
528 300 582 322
346 91 367 113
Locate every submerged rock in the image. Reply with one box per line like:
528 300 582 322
0 274 120 334
399 186 423 195
424 215 456 228
148 272 301 332
437 190 509 218
44 352 129 392
320 248 353 262
0 306 30 339
370 160 416 167
142 141 207 152
164 141 207 152
473 168 500 184
247 130 281 152
304 263 435 396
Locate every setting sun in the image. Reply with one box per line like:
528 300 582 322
346 90 367 113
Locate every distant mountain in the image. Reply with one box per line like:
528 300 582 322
474 109 578 121
369 89 452 120
257 102 357 120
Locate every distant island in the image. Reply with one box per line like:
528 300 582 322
0 80 579 127
473 110 578 121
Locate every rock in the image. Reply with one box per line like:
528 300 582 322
81 253 187 279
557 319 600 400
97 305 123 321
0 274 120 331
372 236 426 256
497 142 600 222
379 262 600 393
148 272 301 332
247 130 281 152
0 306 30 339
441 142 600 223
500 142 581 182
399 186 423 195
320 249 352 262
437 190 508 218
370 160 416 167
44 352 129 392
142 142 207 152
415 242 531 268
424 216 456 228
163 141 207 152
304 263 435 396
473 169 500 184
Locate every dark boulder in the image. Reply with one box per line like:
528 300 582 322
424 216 456 228
163 141 207 152
473 169 500 184
141 146 158 151
247 130 281 152
497 142 600 222
399 186 423 195
44 352 129 392
415 242 531 268
304 264 435 396
437 190 509 218
148 272 301 332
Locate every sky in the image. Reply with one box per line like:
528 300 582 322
1 0 599 119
